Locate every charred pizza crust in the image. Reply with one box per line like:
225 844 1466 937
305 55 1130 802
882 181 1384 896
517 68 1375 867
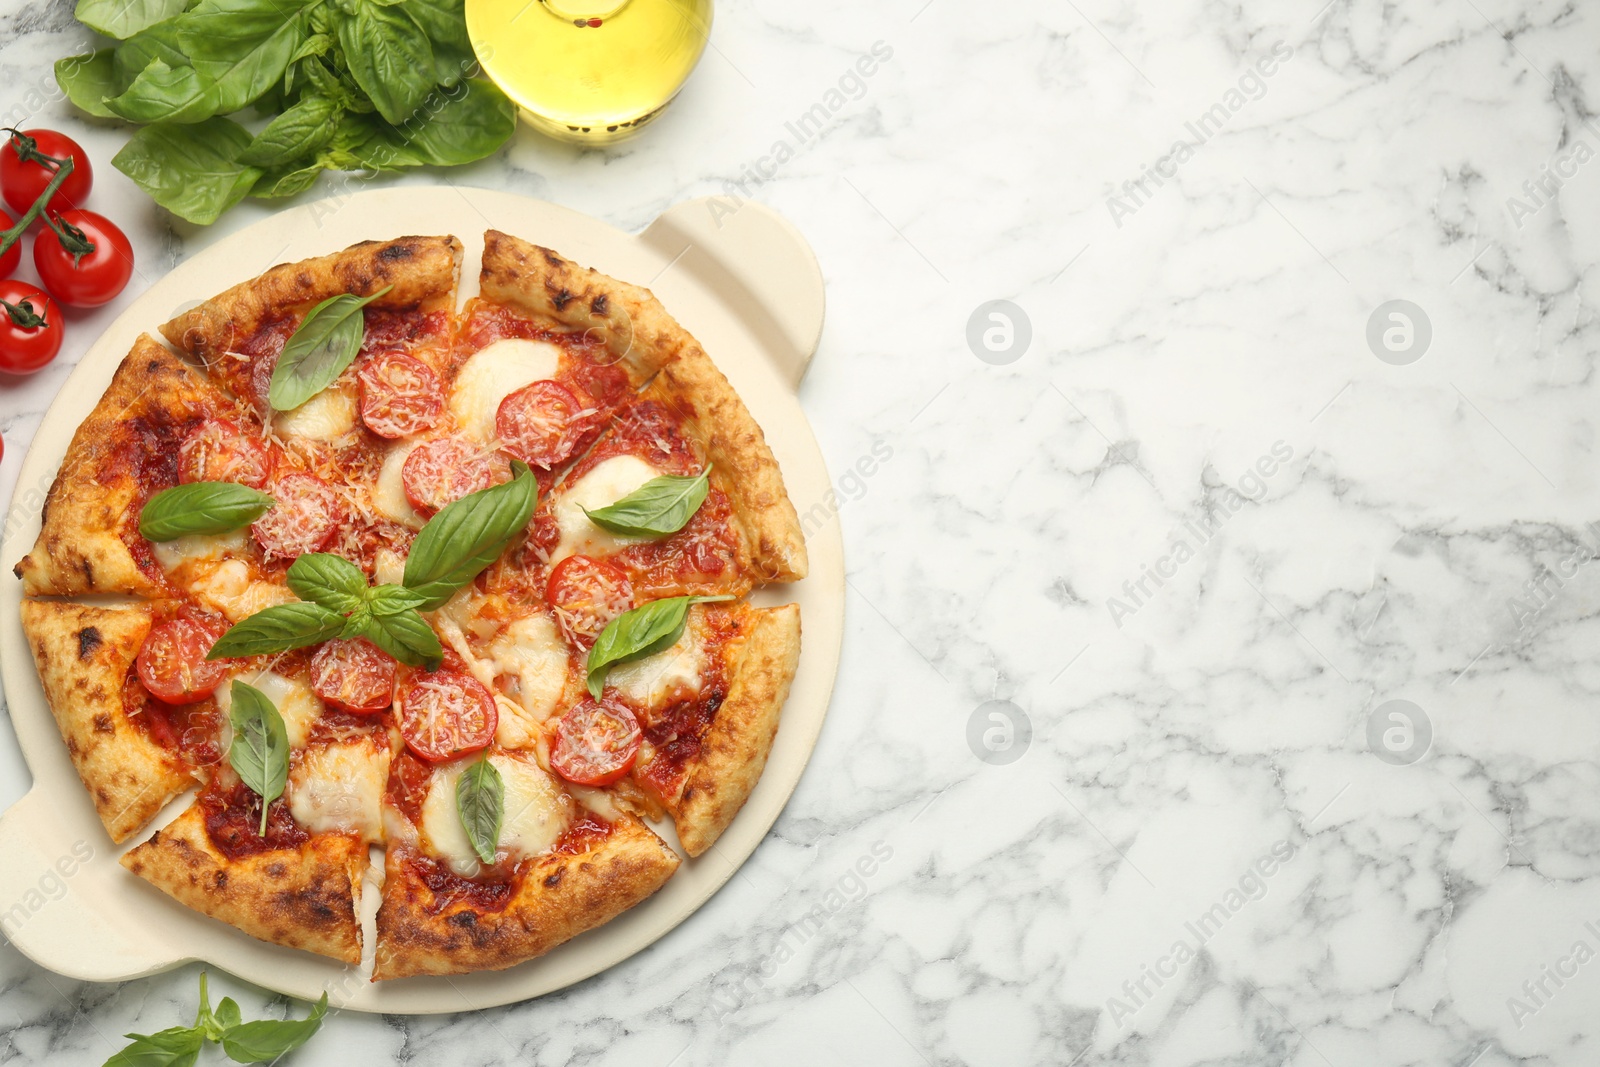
159 235 462 369
19 600 192 843
14 336 226 598
479 229 683 388
121 800 365 964
668 604 801 856
372 814 679 979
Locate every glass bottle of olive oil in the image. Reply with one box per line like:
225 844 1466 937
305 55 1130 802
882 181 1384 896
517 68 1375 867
465 0 714 144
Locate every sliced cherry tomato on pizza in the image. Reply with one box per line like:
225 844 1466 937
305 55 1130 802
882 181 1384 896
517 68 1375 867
396 669 498 762
495 379 594 469
401 436 510 515
550 697 642 786
547 555 633 648
136 612 231 705
252 471 347 561
178 418 274 488
310 638 396 713
357 350 443 439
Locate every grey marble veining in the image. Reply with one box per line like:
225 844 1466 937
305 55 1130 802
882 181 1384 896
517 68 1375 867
4 0 1600 1063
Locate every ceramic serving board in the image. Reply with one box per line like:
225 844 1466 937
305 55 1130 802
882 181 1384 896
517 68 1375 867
0 186 841 1014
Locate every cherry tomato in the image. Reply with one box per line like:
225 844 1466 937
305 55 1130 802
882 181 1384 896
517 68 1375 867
396 669 498 762
0 210 18 278
252 471 347 561
34 210 133 308
550 697 642 786
358 350 442 438
0 279 63 375
401 436 509 515
496 380 594 469
179 418 274 488
1 129 92 217
547 555 633 648
310 638 397 713
136 612 231 705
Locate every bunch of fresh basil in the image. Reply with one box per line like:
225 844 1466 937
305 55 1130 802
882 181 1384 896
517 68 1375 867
54 0 515 224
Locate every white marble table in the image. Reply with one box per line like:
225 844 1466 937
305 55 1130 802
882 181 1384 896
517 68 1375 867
4 0 1600 1063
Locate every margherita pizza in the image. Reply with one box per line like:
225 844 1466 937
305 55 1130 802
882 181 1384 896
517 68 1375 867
13 233 806 979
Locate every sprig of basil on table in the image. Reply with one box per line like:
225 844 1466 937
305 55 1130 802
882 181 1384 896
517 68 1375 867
586 595 734 699
101 971 328 1067
403 461 538 610
228 681 290 836
456 757 503 865
581 467 711 538
56 0 515 225
268 286 392 412
140 481 275 542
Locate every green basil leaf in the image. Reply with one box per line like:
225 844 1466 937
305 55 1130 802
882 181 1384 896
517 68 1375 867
103 1026 203 1067
362 607 442 670
581 467 710 538
586 595 733 699
175 0 309 115
112 118 262 225
239 94 339 167
208 602 347 660
339 605 373 640
367 583 427 616
115 21 189 83
214 997 242 1033
338 0 433 125
75 0 188 39
227 681 290 836
56 51 125 118
399 78 515 168
456 757 502 864
140 482 274 541
402 0 474 85
219 993 327 1063
250 162 323 199
104 58 219 123
286 552 368 613
402 462 537 611
268 286 392 411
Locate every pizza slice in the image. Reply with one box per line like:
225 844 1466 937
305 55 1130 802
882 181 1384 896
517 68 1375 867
372 743 679 979
120 666 394 964
18 600 194 843
13 336 238 598
520 348 808 602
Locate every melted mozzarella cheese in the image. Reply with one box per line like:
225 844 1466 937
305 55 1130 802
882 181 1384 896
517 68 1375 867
373 548 406 587
483 615 570 746
372 442 423 528
604 614 707 710
419 754 572 876
549 455 662 565
151 529 249 570
274 388 357 441
449 338 562 443
217 670 325 748
189 560 294 622
288 737 388 842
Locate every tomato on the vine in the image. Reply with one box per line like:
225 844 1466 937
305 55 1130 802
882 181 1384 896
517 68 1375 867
0 280 62 375
0 210 18 279
0 129 92 217
34 210 133 307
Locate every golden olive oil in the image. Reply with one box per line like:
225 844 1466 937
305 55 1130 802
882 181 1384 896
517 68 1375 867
465 0 714 144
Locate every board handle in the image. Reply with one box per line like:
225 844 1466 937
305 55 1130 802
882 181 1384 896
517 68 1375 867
0 787 180 981
641 198 826 390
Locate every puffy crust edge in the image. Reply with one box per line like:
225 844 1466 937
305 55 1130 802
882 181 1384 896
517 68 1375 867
13 336 220 597
19 600 192 844
159 235 463 367
674 604 801 857
646 350 809 583
121 801 365 964
478 230 682 388
372 815 680 980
